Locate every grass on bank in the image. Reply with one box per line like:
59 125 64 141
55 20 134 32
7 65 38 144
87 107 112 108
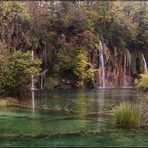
113 101 141 126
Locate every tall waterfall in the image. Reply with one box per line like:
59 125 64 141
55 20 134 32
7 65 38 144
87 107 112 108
31 50 35 115
99 40 105 88
31 50 35 90
142 54 148 73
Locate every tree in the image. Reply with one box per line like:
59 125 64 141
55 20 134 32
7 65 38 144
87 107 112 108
73 50 94 87
0 1 32 51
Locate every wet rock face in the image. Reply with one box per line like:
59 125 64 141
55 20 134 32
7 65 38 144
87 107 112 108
90 42 134 88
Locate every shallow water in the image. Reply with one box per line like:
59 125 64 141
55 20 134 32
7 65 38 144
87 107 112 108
0 89 148 147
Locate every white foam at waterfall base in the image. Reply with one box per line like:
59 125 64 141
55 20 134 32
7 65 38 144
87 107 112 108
98 40 105 88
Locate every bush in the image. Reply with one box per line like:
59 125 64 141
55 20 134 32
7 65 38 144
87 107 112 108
73 50 91 80
45 77 59 89
0 50 41 96
135 73 148 91
113 101 141 126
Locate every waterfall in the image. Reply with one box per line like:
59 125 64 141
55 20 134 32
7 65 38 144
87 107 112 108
99 40 105 88
31 50 35 115
41 69 48 89
123 57 127 87
142 54 148 73
40 42 48 89
31 50 35 90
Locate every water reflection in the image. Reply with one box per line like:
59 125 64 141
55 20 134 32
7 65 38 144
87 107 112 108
20 89 138 118
97 90 105 122
31 90 35 115
74 91 88 115
98 90 105 112
40 90 48 107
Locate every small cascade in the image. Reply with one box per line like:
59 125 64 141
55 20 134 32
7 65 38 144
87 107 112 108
31 50 35 115
41 42 48 89
41 69 48 89
123 56 133 88
142 54 148 73
123 56 128 87
31 75 35 90
98 40 105 88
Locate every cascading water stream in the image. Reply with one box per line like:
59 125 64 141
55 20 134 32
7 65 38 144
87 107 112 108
31 50 35 114
41 42 48 89
142 54 148 73
123 57 127 87
41 69 48 89
31 50 35 90
99 40 105 88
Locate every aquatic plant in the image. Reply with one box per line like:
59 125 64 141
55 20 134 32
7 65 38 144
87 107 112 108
113 101 141 126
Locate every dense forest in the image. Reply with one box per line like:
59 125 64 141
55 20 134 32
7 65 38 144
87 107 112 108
0 1 147 96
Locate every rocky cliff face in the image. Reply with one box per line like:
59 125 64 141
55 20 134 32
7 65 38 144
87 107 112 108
41 34 147 89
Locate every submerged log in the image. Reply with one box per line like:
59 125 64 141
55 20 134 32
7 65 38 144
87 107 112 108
42 110 113 122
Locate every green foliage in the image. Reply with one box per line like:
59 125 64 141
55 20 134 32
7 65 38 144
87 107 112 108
0 1 147 90
73 50 92 81
54 53 75 78
0 1 31 24
0 50 41 96
113 101 141 126
64 7 92 35
54 48 96 88
0 1 33 51
45 77 59 89
135 73 148 91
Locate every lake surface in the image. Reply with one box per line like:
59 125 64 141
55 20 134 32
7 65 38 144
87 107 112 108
0 89 148 147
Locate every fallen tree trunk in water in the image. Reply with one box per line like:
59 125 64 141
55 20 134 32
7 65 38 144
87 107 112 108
8 104 113 114
42 110 113 122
